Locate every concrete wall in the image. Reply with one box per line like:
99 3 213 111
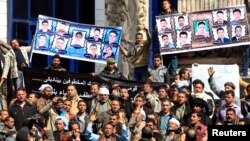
94 0 106 73
0 0 8 42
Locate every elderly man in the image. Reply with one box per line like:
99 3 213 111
94 87 111 115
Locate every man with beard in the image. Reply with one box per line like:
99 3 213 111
87 82 100 113
44 54 66 72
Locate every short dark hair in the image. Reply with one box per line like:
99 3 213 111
146 118 156 125
178 16 184 20
179 68 188 77
233 9 241 14
217 11 224 14
224 82 235 90
16 87 26 93
75 31 83 36
10 38 20 45
57 37 65 42
235 25 242 30
52 54 61 60
29 93 38 99
109 30 118 36
135 32 143 37
94 28 101 32
160 18 167 22
141 126 153 139
162 34 168 39
198 21 205 26
224 90 235 97
90 44 97 48
42 20 49 24
179 31 188 37
226 107 236 114
192 79 205 88
91 82 100 89
153 54 162 60
217 27 224 33
77 100 87 105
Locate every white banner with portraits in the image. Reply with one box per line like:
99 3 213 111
156 5 250 55
30 15 122 64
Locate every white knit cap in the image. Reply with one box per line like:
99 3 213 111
169 118 180 127
39 84 53 93
55 116 69 130
99 87 109 95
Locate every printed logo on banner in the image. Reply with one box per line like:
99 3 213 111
31 15 123 64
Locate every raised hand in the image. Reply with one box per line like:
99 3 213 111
90 111 97 122
208 66 215 78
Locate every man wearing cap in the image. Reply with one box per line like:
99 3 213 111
93 57 126 80
37 84 54 112
208 66 241 107
41 97 68 131
187 98 213 126
94 87 111 116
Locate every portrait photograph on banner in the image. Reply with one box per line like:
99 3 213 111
31 15 123 64
156 5 250 55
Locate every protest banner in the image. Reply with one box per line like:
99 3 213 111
192 64 240 98
30 15 122 64
156 5 250 55
23 68 165 99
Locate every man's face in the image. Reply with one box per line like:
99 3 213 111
39 36 46 46
43 87 52 98
56 39 64 50
160 21 168 30
109 115 118 126
67 86 77 98
158 88 167 99
99 94 109 102
63 101 72 112
121 88 129 100
226 111 236 122
0 111 9 121
233 11 241 21
11 39 20 49
225 94 234 105
161 101 171 113
111 101 120 112
194 84 204 93
57 24 66 35
16 90 27 102
162 1 171 11
135 97 144 107
104 124 113 136
198 24 206 33
178 18 185 26
180 34 188 45
75 34 82 41
190 113 200 124
177 93 187 104
153 57 161 68
107 63 115 71
55 120 65 131
90 45 97 55
217 13 224 22
168 121 179 130
77 102 87 113
106 47 112 55
52 58 61 68
94 30 100 40
5 118 15 129
217 29 225 39
235 27 242 37
28 94 37 103
162 36 169 45
136 34 143 44
42 23 49 31
90 84 99 97
109 32 117 44
146 122 155 130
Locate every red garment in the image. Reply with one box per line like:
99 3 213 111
196 123 207 141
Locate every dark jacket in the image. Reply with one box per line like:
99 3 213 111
8 100 37 130
171 102 192 126
99 67 127 80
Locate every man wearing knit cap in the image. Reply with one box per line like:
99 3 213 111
36 84 55 112
94 87 111 115
91 57 126 80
